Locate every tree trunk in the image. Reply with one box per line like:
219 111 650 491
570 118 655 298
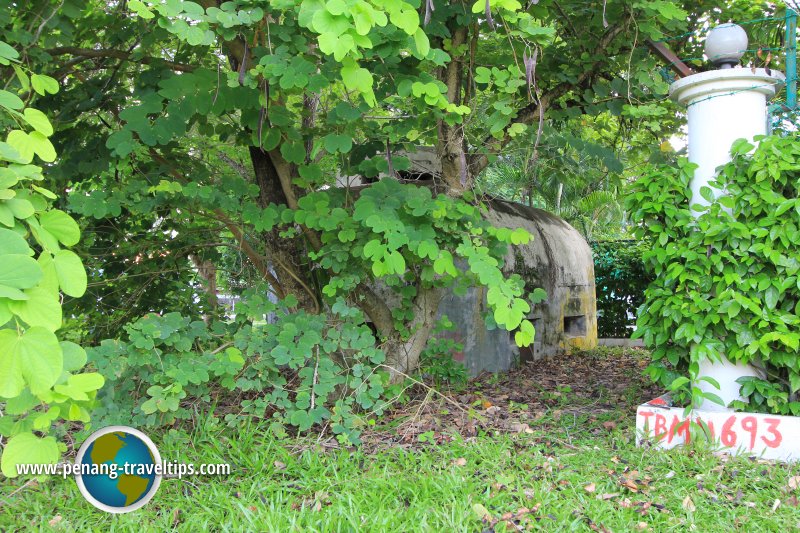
437 25 471 192
248 147 320 312
382 287 443 383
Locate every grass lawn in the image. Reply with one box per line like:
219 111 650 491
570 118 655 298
2 348 800 531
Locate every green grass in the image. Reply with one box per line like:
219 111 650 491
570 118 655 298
3 350 800 531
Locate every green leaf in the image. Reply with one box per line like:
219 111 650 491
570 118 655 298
0 255 42 289
668 376 690 390
0 329 24 397
0 90 24 111
323 133 353 154
0 285 28 300
514 320 535 347
0 432 59 478
413 28 430 57
0 327 63 398
5 130 56 163
52 250 87 297
6 130 33 163
7 198 34 219
8 286 62 331
386 251 406 274
389 6 419 34
341 63 376 107
22 108 54 137
764 285 779 311
38 210 80 246
69 372 104 391
0 300 11 325
60 341 87 371
510 228 531 245
30 74 59 96
0 41 20 64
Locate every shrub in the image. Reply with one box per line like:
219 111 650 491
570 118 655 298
627 135 800 413
591 240 653 338
88 292 392 444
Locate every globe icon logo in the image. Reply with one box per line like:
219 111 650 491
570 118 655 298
75 426 162 513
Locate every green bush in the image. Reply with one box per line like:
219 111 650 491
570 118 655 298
627 134 800 413
591 240 653 338
88 293 391 444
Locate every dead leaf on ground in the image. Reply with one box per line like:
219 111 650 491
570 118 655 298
510 422 534 434
584 483 597 493
597 493 619 500
788 476 800 491
48 515 62 527
602 421 617 430
636 522 648 531
620 479 639 492
682 496 696 512
453 457 467 466
171 509 181 528
274 461 286 470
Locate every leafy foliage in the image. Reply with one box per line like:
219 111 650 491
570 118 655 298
627 135 800 413
89 294 389 444
418 316 468 388
0 47 100 477
272 179 536 343
591 240 654 338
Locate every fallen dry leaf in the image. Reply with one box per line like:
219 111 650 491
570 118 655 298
786 495 799 507
584 483 597 493
48 515 62 527
772 499 781 512
602 421 617 430
788 476 800 491
620 479 639 492
453 457 467 466
682 496 696 512
274 461 286 470
597 493 619 500
636 522 648 531
510 422 534 434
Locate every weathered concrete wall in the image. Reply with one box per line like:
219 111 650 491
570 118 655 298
439 200 598 375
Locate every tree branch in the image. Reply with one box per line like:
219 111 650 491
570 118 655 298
469 22 628 176
45 47 197 72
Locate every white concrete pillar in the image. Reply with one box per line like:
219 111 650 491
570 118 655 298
669 67 784 411
671 69 785 209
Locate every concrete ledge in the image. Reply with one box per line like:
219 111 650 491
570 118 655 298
597 338 644 348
